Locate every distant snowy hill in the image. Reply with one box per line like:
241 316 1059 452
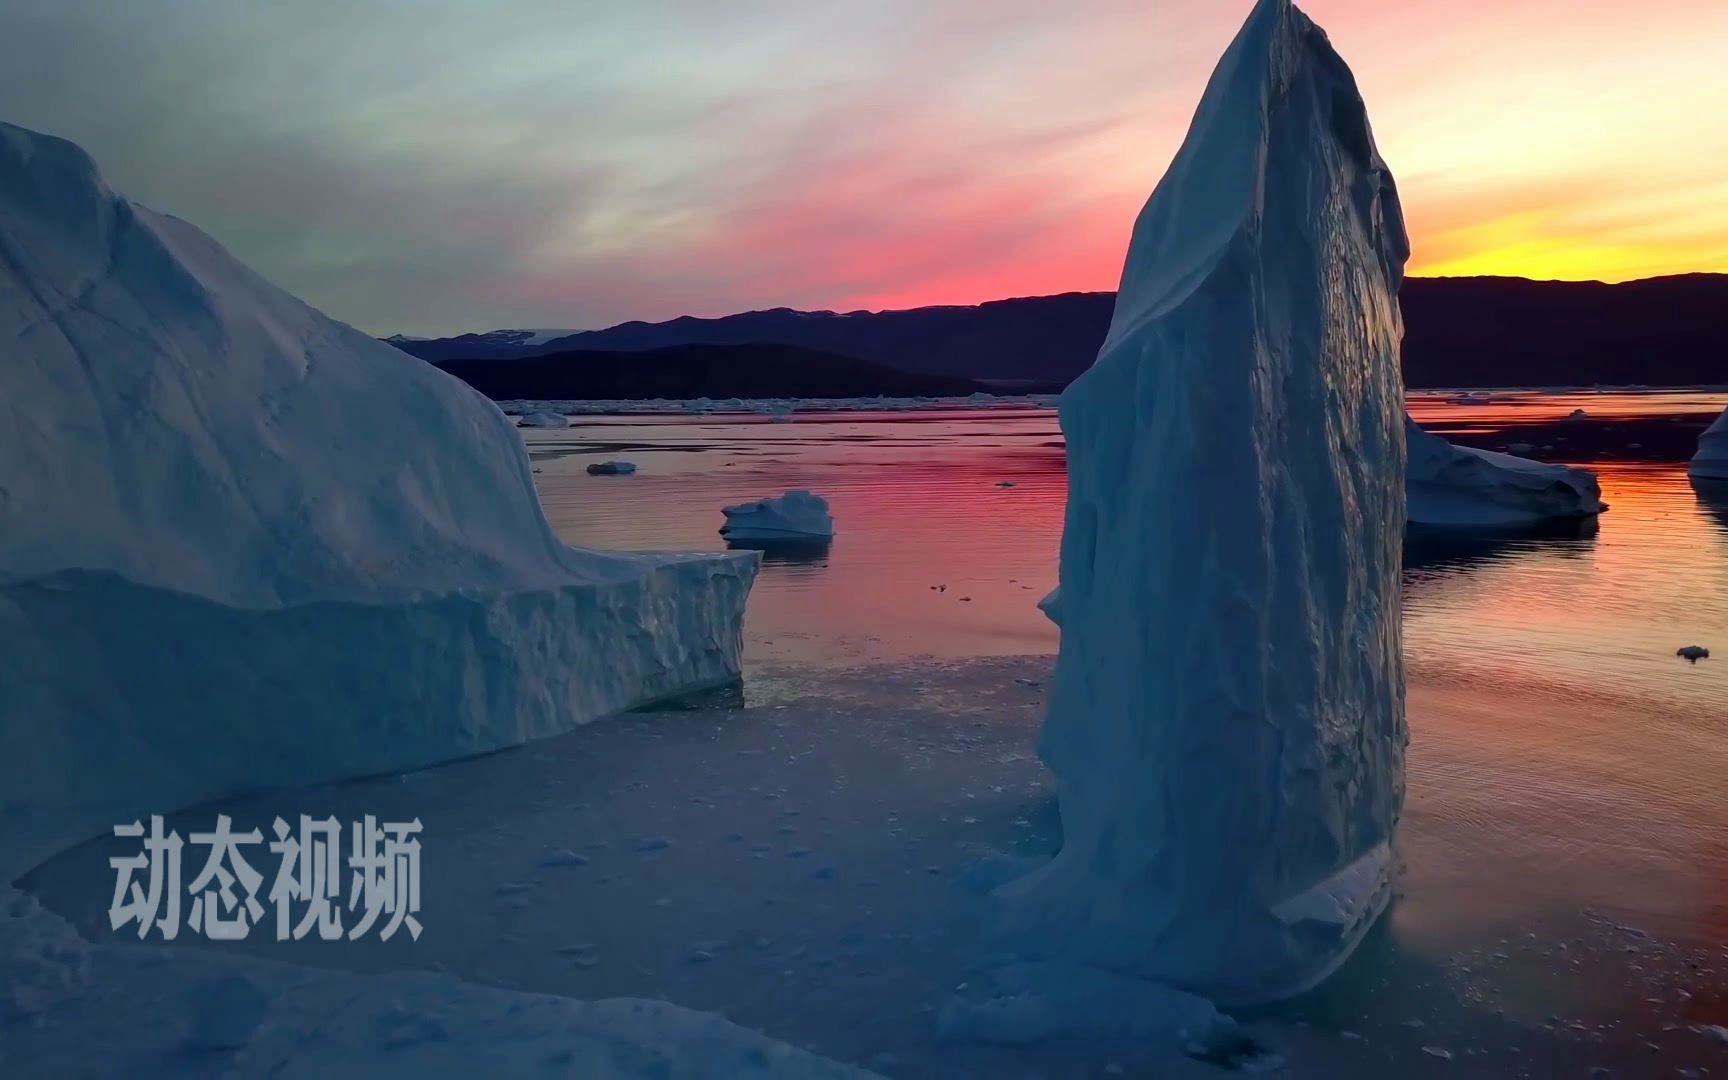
387 326 581 360
386 275 1728 388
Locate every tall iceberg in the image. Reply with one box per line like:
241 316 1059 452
997 0 1408 1005
1691 405 1728 482
1407 417 1606 527
0 121 758 875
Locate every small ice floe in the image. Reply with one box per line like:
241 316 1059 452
1697 1024 1728 1044
996 481 1016 488
633 837 673 853
586 460 636 475
1408 418 1606 527
719 490 834 542
1567 408 1590 420
1677 645 1710 663
518 411 570 428
538 849 590 868
1421 1046 1454 1061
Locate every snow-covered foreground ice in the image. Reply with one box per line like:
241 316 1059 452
1691 404 1728 481
1407 418 1607 527
20 656 1728 1078
996 0 1408 1007
720 490 836 542
0 885 871 1079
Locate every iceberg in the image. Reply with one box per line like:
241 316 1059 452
1690 404 1728 481
0 121 759 877
719 490 835 542
519 410 570 428
1406 418 1606 527
995 0 1408 1006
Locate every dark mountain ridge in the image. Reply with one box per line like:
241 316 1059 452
392 274 1728 389
433 342 989 401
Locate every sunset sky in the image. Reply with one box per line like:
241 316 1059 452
3 0 1726 336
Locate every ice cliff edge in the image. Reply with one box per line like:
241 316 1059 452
0 121 759 878
995 0 1408 1006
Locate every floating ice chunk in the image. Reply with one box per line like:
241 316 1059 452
995 0 1408 1006
586 460 637 475
1676 645 1710 662
1690 404 1728 481
720 490 835 542
518 411 570 428
1407 418 1606 528
0 121 758 876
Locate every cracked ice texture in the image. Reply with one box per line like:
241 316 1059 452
0 121 757 877
999 0 1408 1005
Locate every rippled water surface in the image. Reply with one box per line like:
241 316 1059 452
528 392 1728 695
531 406 1070 665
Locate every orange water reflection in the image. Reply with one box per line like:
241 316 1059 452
534 404 1728 949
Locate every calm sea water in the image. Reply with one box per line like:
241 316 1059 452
527 391 1728 701
527 389 1728 954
